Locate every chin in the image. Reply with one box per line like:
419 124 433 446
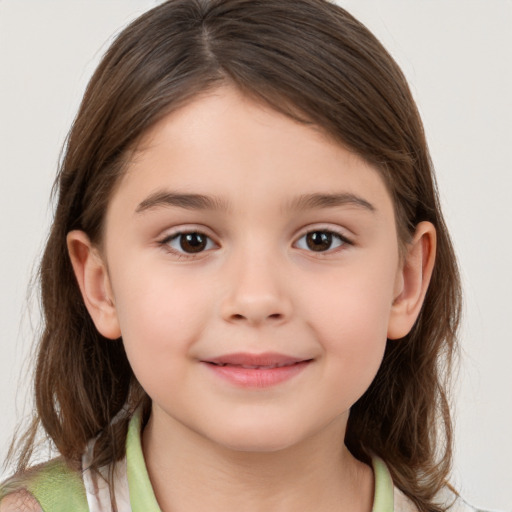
204 420 310 454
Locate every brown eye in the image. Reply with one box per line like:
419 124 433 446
180 233 207 253
165 232 214 254
306 232 332 251
295 230 347 252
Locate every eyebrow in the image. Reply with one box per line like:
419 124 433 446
135 190 375 214
136 191 230 213
286 192 376 213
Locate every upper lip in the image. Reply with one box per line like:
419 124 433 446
203 352 311 368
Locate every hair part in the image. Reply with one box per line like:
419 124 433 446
8 2 461 511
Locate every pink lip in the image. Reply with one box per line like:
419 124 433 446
201 352 312 388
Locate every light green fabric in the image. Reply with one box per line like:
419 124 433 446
25 458 88 512
126 410 161 511
371 455 394 512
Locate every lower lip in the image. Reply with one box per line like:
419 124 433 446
204 361 311 388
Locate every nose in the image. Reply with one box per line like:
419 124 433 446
219 250 293 326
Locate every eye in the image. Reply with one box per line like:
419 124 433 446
162 231 216 255
295 230 350 252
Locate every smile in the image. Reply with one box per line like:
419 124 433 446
201 353 312 388
209 362 301 369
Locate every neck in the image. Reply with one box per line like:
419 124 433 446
142 411 374 512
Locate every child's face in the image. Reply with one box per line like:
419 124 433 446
94 86 408 452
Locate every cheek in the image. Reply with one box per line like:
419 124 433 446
323 297 389 384
303 259 397 392
305 256 396 334
110 266 214 373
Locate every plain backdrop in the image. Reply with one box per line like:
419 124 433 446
1 1 511 510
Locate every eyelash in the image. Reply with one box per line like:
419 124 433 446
159 231 217 259
159 228 353 259
295 230 352 254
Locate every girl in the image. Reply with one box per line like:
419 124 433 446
0 0 489 510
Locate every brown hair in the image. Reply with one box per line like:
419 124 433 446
7 1 461 510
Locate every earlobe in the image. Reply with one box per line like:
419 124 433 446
67 230 121 340
387 221 436 340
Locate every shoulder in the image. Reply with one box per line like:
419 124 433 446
0 489 42 512
0 458 87 512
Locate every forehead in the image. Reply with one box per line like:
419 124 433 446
112 86 394 220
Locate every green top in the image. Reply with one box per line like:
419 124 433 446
0 459 89 512
125 410 161 511
1 410 395 511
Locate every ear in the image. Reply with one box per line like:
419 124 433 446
387 221 436 340
67 230 121 340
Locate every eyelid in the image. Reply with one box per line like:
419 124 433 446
158 226 219 259
156 223 353 259
293 225 354 253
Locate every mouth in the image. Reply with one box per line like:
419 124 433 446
201 352 313 388
208 362 302 369
203 352 312 368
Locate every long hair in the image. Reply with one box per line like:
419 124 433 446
8 1 461 510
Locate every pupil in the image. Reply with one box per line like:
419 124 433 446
306 231 332 251
180 233 207 253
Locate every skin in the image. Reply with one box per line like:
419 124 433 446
67 86 436 512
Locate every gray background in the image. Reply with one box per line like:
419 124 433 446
1 1 511 510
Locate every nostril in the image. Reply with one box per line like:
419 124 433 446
229 312 283 322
